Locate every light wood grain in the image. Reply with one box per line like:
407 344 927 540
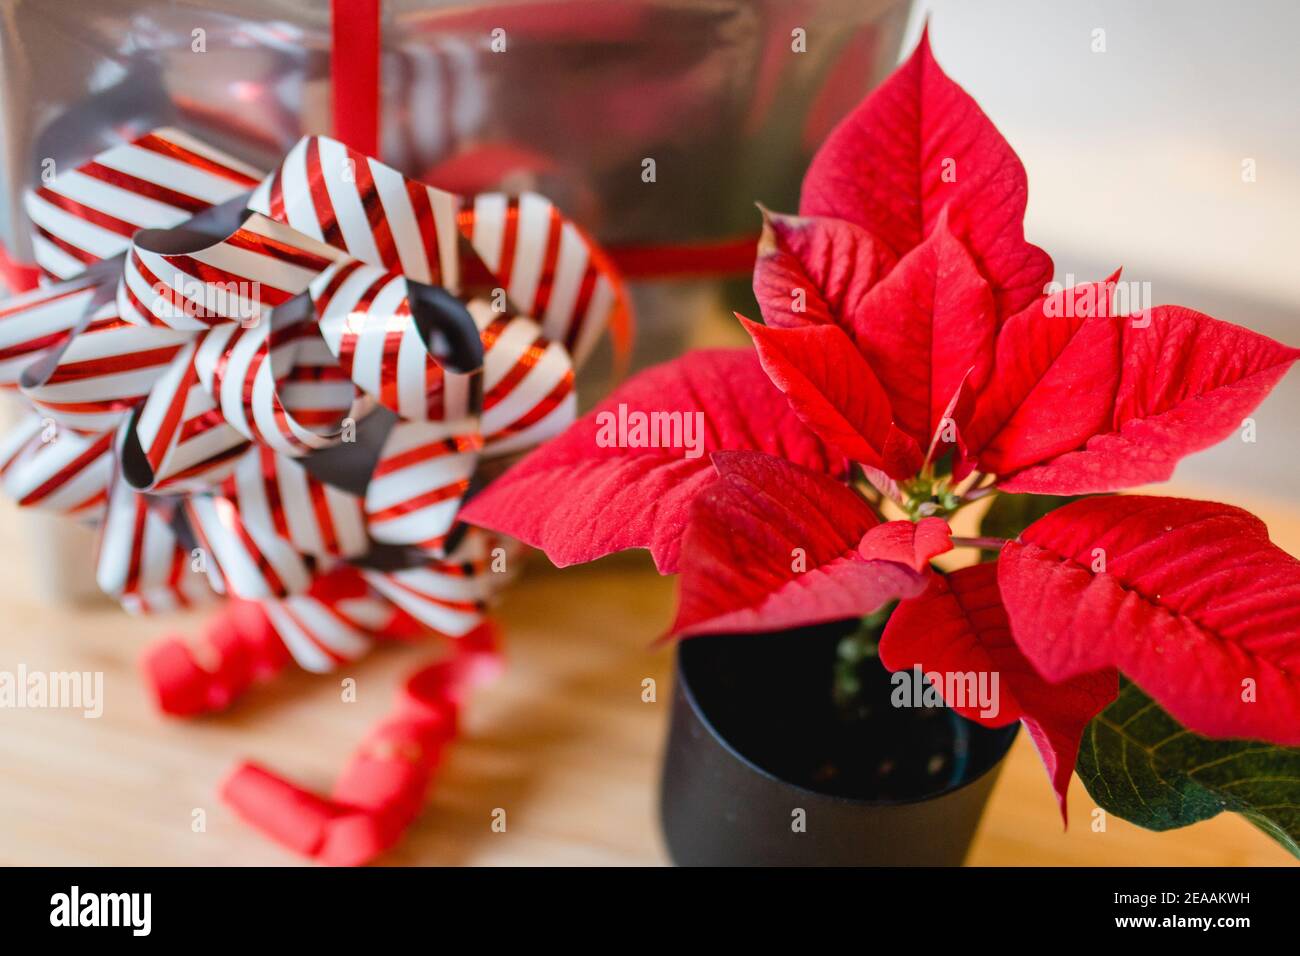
0 479 1294 866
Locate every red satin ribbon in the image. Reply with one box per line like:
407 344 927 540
605 235 759 281
331 0 382 157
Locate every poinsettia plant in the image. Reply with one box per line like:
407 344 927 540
463 32 1300 851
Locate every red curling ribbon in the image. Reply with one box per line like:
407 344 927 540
604 234 760 281
142 599 291 716
221 621 501 866
331 0 382 158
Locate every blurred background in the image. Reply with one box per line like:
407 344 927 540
905 0 1300 500
0 0 1295 866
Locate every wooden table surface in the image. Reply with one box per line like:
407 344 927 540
0 480 1295 867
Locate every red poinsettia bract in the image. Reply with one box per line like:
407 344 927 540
463 32 1300 818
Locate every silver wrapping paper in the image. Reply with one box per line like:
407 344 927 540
0 0 910 259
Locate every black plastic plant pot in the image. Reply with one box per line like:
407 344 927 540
660 622 1019 866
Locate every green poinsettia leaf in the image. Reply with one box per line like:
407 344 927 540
1077 681 1300 858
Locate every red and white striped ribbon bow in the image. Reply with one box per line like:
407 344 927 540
0 125 629 675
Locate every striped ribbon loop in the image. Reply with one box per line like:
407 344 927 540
185 445 369 601
119 212 343 331
362 528 502 639
364 417 482 554
96 476 213 614
0 415 113 518
309 259 481 423
0 277 102 385
258 565 401 673
23 128 261 282
116 337 251 494
20 303 192 434
250 135 463 290
478 312 576 457
460 192 627 369
195 305 363 457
